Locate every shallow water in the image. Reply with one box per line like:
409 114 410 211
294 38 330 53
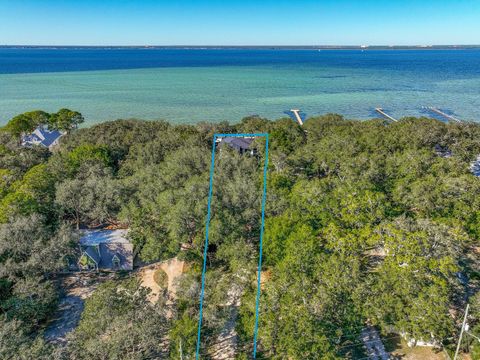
1 48 479 125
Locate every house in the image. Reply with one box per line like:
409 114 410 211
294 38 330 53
434 144 452 158
21 125 64 150
471 155 480 177
217 136 256 155
78 229 133 271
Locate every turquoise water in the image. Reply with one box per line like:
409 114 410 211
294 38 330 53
1 49 480 125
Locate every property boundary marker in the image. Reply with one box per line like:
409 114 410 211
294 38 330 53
196 133 269 359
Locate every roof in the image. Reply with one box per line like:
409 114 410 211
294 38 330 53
80 229 129 246
434 144 452 158
79 229 133 271
98 242 134 270
471 155 480 177
221 137 254 151
21 126 64 148
83 246 100 264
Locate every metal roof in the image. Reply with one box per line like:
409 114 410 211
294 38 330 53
21 126 63 148
221 136 254 151
79 229 129 246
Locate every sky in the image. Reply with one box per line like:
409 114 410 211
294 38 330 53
0 0 479 46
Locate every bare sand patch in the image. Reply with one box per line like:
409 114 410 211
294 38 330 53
138 257 185 303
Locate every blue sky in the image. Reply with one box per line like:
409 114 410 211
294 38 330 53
0 0 479 45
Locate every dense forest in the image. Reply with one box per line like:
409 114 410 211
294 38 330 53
0 110 479 359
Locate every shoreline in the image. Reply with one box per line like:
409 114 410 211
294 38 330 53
68 114 480 131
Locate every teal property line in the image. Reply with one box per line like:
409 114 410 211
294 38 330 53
196 133 269 360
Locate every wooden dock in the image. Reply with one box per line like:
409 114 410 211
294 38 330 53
290 109 304 126
425 107 461 122
375 108 398 122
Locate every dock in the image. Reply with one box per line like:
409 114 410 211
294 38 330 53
290 109 304 126
375 108 398 122
425 107 461 122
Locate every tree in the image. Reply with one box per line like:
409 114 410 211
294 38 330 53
0 163 57 223
0 319 53 360
361 218 460 342
48 108 84 131
0 113 478 358
120 145 210 261
66 278 171 360
239 224 361 359
0 215 75 280
3 110 50 138
55 166 121 228
65 144 111 174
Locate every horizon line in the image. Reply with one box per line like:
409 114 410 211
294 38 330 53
2 44 480 49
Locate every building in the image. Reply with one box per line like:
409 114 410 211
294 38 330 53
78 229 134 271
434 144 452 158
471 155 480 177
21 125 64 150
217 136 256 155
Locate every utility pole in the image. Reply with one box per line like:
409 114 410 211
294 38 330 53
454 304 470 360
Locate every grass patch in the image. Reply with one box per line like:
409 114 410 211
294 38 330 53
153 268 168 288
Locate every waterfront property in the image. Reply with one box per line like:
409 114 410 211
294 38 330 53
21 125 64 150
78 229 133 271
217 136 256 155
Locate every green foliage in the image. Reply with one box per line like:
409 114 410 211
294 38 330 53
1 111 480 358
153 268 168 288
66 278 171 359
120 145 210 261
3 110 50 137
3 109 83 138
268 118 305 154
245 224 362 358
169 313 198 359
1 278 57 329
0 164 58 223
0 215 75 280
48 108 84 131
0 319 53 360
55 165 122 228
65 144 111 174
361 218 460 341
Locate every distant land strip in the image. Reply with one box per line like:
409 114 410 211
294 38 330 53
1 45 480 50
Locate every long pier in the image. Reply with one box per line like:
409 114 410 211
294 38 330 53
375 108 398 122
425 107 461 122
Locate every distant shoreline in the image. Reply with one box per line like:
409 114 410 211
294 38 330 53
2 45 480 50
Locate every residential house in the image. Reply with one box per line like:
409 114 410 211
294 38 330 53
78 229 133 271
471 155 480 177
217 136 256 155
21 125 64 150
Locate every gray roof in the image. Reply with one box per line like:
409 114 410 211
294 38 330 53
84 246 100 264
471 155 480 177
79 229 133 271
80 229 129 246
98 242 133 270
221 137 254 151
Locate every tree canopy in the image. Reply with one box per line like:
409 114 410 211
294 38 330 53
0 112 479 358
